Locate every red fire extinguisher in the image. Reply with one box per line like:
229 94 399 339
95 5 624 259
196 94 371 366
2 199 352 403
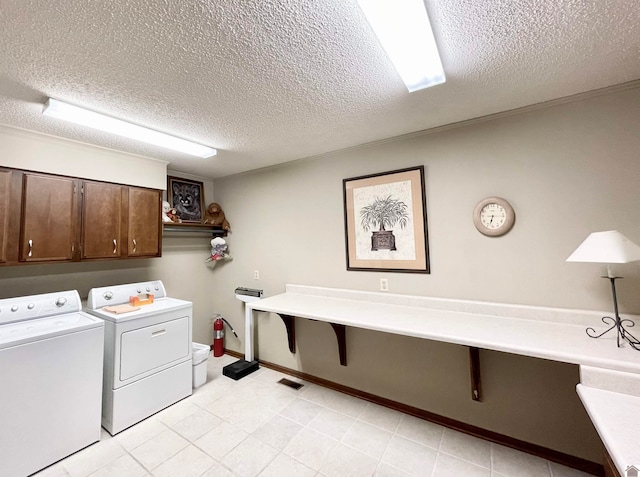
213 315 237 357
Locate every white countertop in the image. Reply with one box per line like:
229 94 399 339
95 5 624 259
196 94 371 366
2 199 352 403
248 285 640 375
247 285 640 469
577 384 640 473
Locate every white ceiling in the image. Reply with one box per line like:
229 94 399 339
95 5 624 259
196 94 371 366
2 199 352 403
1 0 639 178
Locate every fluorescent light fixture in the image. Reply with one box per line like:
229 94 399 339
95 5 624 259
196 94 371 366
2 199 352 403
356 0 445 92
43 98 217 158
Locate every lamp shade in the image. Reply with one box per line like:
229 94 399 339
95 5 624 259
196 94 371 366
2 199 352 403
566 230 640 264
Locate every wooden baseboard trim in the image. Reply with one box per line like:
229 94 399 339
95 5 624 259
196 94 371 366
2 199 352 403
223 349 603 476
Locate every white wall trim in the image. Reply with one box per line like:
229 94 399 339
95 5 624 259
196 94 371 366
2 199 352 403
0 124 168 189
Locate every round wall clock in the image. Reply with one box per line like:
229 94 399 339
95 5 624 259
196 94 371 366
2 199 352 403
473 197 515 237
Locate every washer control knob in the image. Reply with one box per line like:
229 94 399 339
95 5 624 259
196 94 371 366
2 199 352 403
55 297 67 307
146 287 151 292
11 305 18 312
137 288 142 294
103 292 113 300
27 303 35 310
154 283 160 291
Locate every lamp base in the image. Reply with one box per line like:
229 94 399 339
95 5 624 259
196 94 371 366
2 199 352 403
586 276 640 351
586 316 640 350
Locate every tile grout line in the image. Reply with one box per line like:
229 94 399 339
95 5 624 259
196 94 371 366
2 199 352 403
436 447 493 472
47 358 585 477
265 371 344 475
428 424 447 477
430 452 442 477
490 441 495 474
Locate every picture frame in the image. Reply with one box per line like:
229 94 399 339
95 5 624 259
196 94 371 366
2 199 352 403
343 166 430 273
167 176 205 223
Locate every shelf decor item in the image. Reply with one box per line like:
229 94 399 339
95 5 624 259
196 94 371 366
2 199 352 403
343 166 429 273
206 237 231 262
167 176 205 223
566 230 640 350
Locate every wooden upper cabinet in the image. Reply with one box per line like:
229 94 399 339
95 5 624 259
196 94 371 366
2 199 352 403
0 169 21 263
20 173 79 262
0 167 162 266
0 170 12 263
81 181 123 259
127 187 161 257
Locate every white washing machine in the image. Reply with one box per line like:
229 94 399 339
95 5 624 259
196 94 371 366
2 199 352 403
86 280 192 435
0 290 104 477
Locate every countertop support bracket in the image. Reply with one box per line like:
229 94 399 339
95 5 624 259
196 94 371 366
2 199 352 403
330 323 347 366
469 346 482 402
275 313 347 366
277 313 296 354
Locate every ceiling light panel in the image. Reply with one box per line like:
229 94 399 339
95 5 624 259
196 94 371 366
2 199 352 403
43 99 217 158
357 0 446 92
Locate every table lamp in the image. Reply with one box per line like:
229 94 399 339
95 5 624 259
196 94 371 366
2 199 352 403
566 230 640 349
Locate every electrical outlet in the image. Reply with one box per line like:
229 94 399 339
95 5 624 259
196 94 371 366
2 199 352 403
254 270 260 280
380 278 389 292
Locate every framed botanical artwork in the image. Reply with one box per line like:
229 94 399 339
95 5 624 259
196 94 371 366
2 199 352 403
167 176 205 223
343 166 430 273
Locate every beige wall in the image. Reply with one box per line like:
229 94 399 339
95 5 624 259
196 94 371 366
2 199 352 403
0 125 167 189
209 85 640 462
2 86 639 463
0 236 214 338
0 129 217 343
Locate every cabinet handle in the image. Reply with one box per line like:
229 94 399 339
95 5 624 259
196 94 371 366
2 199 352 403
151 329 166 337
132 239 137 253
113 239 117 254
28 239 33 257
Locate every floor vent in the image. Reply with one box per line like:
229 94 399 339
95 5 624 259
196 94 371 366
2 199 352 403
278 378 304 390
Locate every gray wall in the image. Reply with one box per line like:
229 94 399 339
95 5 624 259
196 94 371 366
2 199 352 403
208 85 640 462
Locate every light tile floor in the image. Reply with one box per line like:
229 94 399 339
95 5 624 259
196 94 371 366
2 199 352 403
35 354 594 477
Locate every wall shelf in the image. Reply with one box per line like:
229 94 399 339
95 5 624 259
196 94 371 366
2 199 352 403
163 223 227 237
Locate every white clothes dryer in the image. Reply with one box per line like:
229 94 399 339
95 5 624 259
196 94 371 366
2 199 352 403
86 280 192 435
0 290 104 477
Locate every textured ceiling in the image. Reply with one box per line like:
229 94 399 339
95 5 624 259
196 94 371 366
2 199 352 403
0 0 638 178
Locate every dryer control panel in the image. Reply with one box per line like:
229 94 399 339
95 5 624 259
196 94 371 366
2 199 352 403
87 281 166 309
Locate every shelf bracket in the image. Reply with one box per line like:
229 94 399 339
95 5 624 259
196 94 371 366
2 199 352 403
275 314 346 366
162 223 227 237
277 314 296 354
329 323 347 366
469 346 482 402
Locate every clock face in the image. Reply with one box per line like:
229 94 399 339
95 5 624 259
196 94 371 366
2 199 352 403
473 197 515 237
480 203 507 230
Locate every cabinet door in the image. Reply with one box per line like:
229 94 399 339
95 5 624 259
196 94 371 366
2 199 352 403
20 173 79 262
0 169 21 264
127 187 161 257
81 181 123 259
